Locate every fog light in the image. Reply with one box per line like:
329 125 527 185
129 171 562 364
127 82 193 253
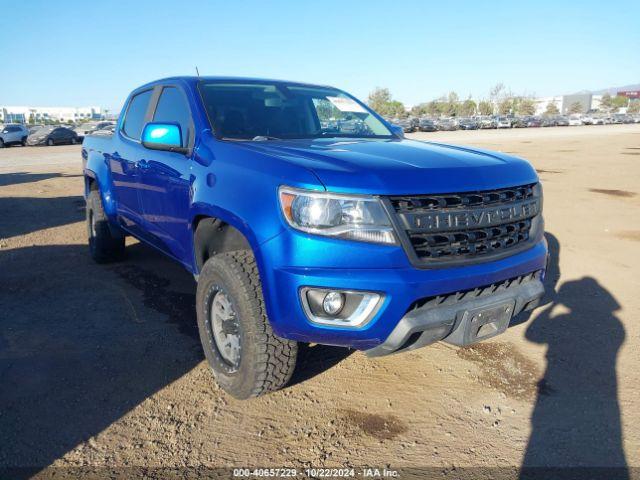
300 287 384 328
322 291 345 315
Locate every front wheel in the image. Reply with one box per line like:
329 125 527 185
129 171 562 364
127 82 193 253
21 137 27 146
46 138 54 146
196 251 298 399
71 137 78 145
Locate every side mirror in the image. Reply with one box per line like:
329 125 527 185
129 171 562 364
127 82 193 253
389 124 405 138
141 122 188 154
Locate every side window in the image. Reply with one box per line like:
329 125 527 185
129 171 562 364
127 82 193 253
153 86 192 147
122 89 152 140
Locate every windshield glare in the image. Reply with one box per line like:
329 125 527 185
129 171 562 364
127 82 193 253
198 81 392 140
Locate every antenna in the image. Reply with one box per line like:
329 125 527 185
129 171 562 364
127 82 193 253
195 66 200 77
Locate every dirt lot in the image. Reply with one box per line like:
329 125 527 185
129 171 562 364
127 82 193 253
1 125 639 477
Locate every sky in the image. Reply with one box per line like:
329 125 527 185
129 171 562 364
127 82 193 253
1 0 638 112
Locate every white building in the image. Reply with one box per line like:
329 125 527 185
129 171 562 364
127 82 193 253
0 106 104 124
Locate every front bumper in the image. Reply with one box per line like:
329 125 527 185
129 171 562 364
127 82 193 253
365 271 544 356
258 227 548 351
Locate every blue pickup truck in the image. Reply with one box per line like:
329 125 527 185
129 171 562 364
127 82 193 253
82 77 547 399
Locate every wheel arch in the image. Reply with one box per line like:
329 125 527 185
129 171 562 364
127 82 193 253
190 205 263 276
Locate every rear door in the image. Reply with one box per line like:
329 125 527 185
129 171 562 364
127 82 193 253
5 126 22 143
110 88 154 233
137 85 194 262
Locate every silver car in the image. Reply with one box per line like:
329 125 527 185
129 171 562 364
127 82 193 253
0 124 29 147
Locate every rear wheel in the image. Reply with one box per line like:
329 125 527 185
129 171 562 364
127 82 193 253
196 250 298 399
0 139 4 148
71 137 78 145
21 136 27 146
86 188 125 263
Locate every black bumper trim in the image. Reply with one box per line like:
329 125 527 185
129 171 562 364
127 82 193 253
365 275 544 357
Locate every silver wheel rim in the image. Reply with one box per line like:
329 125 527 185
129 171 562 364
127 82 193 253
209 290 241 368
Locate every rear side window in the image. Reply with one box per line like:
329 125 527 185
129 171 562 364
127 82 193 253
153 86 192 147
122 89 152 140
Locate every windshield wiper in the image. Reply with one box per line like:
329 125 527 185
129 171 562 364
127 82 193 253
252 135 282 141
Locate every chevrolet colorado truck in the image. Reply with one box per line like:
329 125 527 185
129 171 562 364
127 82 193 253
82 77 547 399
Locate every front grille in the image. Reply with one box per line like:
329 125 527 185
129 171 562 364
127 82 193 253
388 183 540 264
389 184 536 212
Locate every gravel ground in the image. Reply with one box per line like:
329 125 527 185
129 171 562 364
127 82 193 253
0 125 639 478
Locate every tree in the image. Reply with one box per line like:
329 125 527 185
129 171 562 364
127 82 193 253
498 98 513 115
568 101 583 114
489 83 507 105
444 92 460 116
459 98 477 117
517 98 536 116
478 100 493 116
600 93 612 112
387 100 407 117
544 102 559 116
628 100 640 114
316 99 341 120
411 103 429 116
611 95 628 112
367 87 405 117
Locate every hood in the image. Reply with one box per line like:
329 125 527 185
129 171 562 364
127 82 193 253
237 138 538 195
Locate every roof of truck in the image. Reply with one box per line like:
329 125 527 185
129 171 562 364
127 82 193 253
135 76 335 91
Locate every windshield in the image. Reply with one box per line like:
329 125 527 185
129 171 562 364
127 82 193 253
198 81 392 140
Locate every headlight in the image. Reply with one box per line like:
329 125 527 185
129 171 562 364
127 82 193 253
279 186 396 245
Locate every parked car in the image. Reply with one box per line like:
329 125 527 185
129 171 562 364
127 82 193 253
395 118 415 133
74 121 115 139
512 117 528 128
612 114 633 124
82 76 546 399
526 116 542 127
478 116 497 129
496 116 512 129
28 124 46 134
0 124 29 147
418 118 437 132
457 118 478 130
568 115 583 126
555 116 569 126
92 124 116 136
436 118 457 131
26 126 79 146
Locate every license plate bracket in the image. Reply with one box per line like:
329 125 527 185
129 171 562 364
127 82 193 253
456 300 516 345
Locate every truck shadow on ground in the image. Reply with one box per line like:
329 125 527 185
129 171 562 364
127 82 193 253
519 233 628 478
0 195 85 239
0 239 350 473
0 172 82 188
0 242 203 473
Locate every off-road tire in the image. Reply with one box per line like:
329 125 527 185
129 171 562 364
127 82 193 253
86 188 125 263
196 250 298 399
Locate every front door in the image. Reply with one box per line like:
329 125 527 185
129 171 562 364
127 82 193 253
137 85 194 262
